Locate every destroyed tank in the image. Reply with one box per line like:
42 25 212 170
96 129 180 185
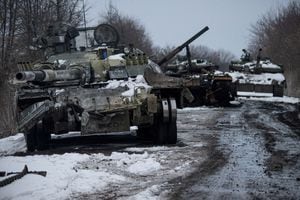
14 23 177 152
228 49 285 97
164 58 236 106
155 26 236 106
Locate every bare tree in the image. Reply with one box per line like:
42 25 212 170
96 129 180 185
249 1 300 97
101 3 154 55
153 44 235 71
151 45 176 63
0 0 19 78
16 0 83 61
0 0 20 137
0 0 84 137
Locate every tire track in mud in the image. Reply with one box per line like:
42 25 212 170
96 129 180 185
169 134 227 200
241 101 300 199
169 101 300 200
244 102 300 174
168 107 229 200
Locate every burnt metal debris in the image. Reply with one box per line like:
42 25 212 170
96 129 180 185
156 27 237 106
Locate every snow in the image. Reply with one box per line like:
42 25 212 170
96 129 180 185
214 70 225 75
0 133 168 200
105 75 152 98
238 96 299 104
0 153 95 200
178 106 221 113
51 131 81 139
0 133 26 156
261 60 281 69
125 185 161 200
127 157 161 175
55 89 65 95
55 59 67 65
108 53 125 61
0 96 298 199
228 59 285 85
180 59 214 66
242 60 281 69
237 91 273 97
0 128 205 199
125 146 170 153
0 150 162 199
227 71 285 84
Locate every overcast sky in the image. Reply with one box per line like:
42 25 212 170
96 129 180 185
85 0 290 58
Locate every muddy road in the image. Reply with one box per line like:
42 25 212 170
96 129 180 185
71 100 300 199
171 100 300 200
2 100 300 199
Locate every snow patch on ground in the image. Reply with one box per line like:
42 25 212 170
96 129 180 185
237 91 273 97
0 133 26 156
124 185 161 200
127 157 161 175
239 96 299 104
178 106 222 112
97 152 161 176
0 134 166 199
0 128 206 199
0 151 163 199
0 153 101 200
125 146 171 153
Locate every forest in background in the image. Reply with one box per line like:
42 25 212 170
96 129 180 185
0 0 299 136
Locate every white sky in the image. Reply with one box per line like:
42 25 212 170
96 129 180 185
84 0 290 57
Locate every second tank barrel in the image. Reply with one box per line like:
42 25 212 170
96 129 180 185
158 26 209 66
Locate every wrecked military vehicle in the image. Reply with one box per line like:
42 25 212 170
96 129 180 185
163 58 236 106
14 23 177 152
156 27 237 106
228 49 285 97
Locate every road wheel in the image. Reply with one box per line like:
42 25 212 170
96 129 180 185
35 118 52 151
155 116 168 144
167 98 177 144
25 127 37 152
153 98 177 144
152 99 169 144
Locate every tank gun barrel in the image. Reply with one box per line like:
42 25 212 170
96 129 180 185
158 26 209 66
16 69 82 82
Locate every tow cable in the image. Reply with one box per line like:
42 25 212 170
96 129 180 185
0 165 47 187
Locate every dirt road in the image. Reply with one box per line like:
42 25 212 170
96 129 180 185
171 100 300 199
1 100 299 199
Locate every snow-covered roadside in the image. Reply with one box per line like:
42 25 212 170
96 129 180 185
0 133 205 200
0 133 163 199
0 134 26 156
238 95 299 104
0 150 168 200
0 102 211 200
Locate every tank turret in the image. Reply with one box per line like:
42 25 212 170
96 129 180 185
14 23 178 152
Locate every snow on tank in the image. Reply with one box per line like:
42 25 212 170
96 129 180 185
227 59 285 85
